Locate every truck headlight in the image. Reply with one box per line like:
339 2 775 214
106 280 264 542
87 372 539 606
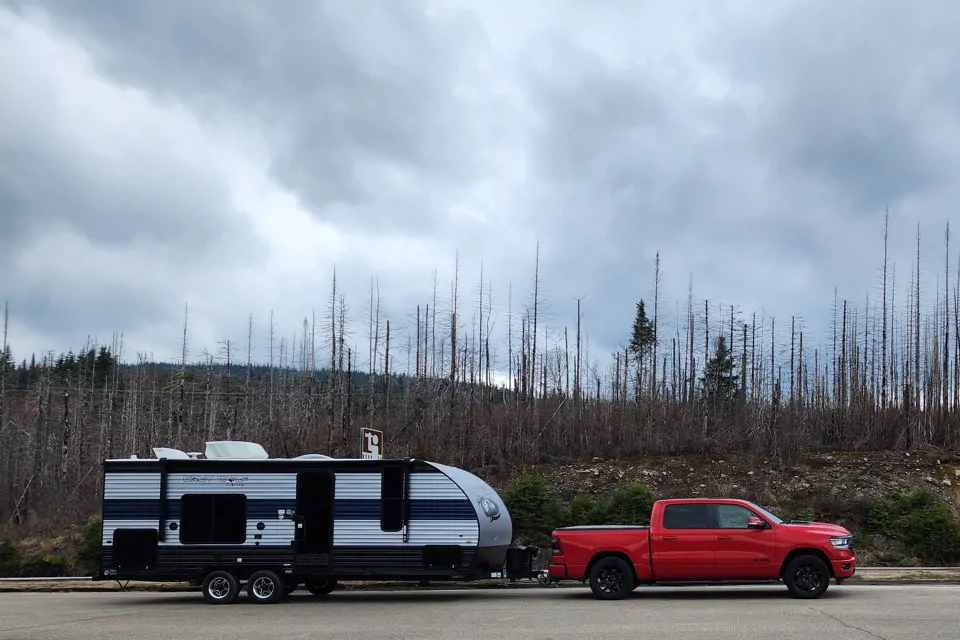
830 536 853 549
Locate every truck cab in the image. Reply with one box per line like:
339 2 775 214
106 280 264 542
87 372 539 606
548 498 856 600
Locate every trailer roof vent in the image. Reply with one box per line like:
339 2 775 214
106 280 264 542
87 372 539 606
204 441 269 459
152 447 191 460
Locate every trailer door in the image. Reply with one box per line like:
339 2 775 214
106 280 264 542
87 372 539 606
296 471 334 557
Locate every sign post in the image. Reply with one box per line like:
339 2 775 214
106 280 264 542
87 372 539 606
360 427 383 459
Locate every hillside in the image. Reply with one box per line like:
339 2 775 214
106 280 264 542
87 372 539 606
485 449 960 567
1 448 958 579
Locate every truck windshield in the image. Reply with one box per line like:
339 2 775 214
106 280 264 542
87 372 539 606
748 502 784 524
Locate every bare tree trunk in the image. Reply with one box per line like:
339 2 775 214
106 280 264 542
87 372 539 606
882 207 889 407
915 223 922 440
530 243 540 406
944 221 951 416
652 252 661 400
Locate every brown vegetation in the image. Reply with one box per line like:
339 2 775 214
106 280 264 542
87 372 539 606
0 219 957 537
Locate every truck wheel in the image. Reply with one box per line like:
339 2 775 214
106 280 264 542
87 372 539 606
588 557 633 600
305 578 337 596
201 570 240 605
783 555 830 599
246 569 284 604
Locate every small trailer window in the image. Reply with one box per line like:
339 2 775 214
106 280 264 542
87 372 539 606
179 493 248 544
380 466 406 532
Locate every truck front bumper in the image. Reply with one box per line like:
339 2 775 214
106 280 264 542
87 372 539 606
831 555 856 579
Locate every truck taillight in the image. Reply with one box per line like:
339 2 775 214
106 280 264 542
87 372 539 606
551 536 562 555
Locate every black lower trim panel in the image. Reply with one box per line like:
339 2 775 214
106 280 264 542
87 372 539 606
99 544 511 583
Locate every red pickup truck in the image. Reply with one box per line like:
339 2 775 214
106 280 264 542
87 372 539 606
548 497 856 599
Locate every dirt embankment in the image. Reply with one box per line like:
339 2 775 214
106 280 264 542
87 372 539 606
481 449 960 566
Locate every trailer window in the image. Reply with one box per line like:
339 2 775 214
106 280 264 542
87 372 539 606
380 466 405 532
662 503 712 529
179 494 247 544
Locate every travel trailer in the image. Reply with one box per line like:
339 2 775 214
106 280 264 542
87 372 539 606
93 440 534 604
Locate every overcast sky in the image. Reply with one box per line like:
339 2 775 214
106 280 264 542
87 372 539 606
1 0 957 381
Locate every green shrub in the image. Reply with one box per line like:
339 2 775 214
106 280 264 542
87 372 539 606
559 492 604 527
0 539 21 577
594 482 655 525
502 472 561 544
867 491 960 564
502 473 656 545
73 517 102 574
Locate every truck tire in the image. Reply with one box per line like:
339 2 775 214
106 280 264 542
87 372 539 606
246 569 284 604
783 554 830 599
588 556 634 600
201 570 240 605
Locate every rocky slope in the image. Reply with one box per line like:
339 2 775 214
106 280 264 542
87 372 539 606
481 449 960 567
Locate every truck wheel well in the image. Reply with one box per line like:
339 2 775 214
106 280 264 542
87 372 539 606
780 549 833 578
585 552 637 584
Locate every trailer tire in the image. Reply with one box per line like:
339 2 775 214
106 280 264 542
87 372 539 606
588 556 633 600
201 570 240 605
305 578 337 596
246 569 284 604
783 554 830 599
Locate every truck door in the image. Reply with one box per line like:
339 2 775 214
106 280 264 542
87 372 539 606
713 503 776 579
653 503 717 580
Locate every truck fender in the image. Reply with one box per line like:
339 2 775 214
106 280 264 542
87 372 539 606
779 548 834 578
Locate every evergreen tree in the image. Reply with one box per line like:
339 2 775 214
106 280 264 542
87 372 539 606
628 300 656 399
700 335 740 403
629 300 655 357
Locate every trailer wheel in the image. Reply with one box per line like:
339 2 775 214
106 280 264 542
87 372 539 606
305 578 337 596
783 554 830 599
201 570 240 605
588 557 633 600
246 569 284 604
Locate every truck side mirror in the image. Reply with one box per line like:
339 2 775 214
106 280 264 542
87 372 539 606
746 517 765 529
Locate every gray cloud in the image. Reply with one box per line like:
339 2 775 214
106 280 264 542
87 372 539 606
0 0 957 377
12 0 499 233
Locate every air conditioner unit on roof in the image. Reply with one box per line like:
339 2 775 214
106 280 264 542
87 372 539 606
204 441 269 459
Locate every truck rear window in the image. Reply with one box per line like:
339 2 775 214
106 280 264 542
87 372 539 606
662 503 712 529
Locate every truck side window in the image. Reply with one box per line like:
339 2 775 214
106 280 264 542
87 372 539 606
662 503 712 529
716 504 755 528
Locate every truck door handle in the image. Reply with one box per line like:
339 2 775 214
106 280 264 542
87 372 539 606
717 535 732 540
662 536 677 541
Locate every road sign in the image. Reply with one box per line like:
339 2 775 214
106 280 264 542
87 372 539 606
360 427 383 459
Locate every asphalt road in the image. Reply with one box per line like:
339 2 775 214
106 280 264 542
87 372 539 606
1 584 957 640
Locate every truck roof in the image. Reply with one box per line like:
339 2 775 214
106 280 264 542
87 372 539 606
655 497 758 504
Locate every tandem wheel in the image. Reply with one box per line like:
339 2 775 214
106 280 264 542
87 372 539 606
201 570 240 605
246 569 284 604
